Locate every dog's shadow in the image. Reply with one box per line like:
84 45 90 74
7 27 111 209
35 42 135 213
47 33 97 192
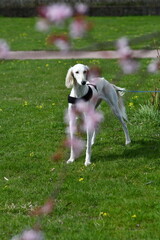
92 138 160 163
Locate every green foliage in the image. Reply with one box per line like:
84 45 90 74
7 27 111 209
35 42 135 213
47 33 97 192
1 59 160 240
132 104 160 126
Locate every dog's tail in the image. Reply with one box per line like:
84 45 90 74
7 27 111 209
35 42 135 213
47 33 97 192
112 85 128 122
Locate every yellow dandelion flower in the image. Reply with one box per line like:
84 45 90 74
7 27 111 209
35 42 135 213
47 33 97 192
100 212 110 217
36 105 43 109
128 102 134 108
79 178 84 182
23 101 28 106
132 214 137 218
45 64 49 67
132 95 138 100
103 213 108 217
52 103 55 106
29 152 34 157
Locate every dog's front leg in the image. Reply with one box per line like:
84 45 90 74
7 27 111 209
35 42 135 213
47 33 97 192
85 130 94 166
67 127 75 163
91 130 96 145
67 107 76 164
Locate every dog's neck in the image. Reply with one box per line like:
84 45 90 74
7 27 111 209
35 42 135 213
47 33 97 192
70 82 89 98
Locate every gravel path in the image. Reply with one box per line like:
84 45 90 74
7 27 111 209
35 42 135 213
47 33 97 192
6 50 158 60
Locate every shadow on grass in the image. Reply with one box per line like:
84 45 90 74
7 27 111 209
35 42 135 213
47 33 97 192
93 139 160 163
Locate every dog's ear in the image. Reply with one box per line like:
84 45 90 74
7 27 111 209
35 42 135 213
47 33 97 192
85 65 89 80
65 67 74 88
85 65 89 71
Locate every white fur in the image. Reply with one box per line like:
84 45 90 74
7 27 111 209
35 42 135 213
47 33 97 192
66 64 131 166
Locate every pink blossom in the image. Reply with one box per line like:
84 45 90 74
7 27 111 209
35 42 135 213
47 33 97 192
75 3 88 15
119 59 139 74
84 110 103 132
37 6 48 18
54 38 70 51
45 4 73 24
87 66 101 84
116 37 129 49
75 100 89 113
75 101 104 132
69 17 90 39
116 37 132 59
0 39 9 59
21 229 44 240
11 229 44 240
31 199 54 216
35 18 50 32
65 137 85 158
116 37 139 74
147 59 160 73
47 35 70 51
118 46 132 60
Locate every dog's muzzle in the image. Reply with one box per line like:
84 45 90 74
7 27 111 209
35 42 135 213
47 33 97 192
81 81 86 85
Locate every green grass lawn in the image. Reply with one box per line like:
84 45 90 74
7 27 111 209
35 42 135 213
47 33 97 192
0 16 160 51
1 58 160 239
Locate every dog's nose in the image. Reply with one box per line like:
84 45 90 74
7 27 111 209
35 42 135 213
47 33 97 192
82 81 86 85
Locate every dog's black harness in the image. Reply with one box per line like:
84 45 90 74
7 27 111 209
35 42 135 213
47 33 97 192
68 84 98 104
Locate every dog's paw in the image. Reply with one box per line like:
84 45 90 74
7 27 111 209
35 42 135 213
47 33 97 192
67 159 75 164
91 139 95 146
125 140 131 145
84 161 91 166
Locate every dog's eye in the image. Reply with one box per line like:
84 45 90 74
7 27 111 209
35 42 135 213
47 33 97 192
75 71 79 74
83 70 87 74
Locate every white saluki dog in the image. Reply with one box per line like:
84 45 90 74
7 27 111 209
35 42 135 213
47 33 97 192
65 63 131 166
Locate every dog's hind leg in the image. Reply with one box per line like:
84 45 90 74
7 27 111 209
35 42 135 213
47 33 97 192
103 95 131 145
102 83 131 145
111 104 131 145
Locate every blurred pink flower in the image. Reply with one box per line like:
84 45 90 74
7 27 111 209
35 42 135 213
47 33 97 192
116 37 132 59
65 136 85 158
45 3 73 24
87 66 101 84
11 229 44 240
116 37 129 50
84 110 103 132
47 35 70 51
147 59 160 73
75 100 89 113
69 17 90 39
30 198 54 216
116 37 139 74
75 3 88 15
37 6 48 18
21 229 44 240
75 101 104 132
88 107 103 132
65 100 103 135
0 39 9 59
35 18 50 32
119 59 139 74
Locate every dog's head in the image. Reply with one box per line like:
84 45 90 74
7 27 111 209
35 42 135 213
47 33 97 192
65 64 89 88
